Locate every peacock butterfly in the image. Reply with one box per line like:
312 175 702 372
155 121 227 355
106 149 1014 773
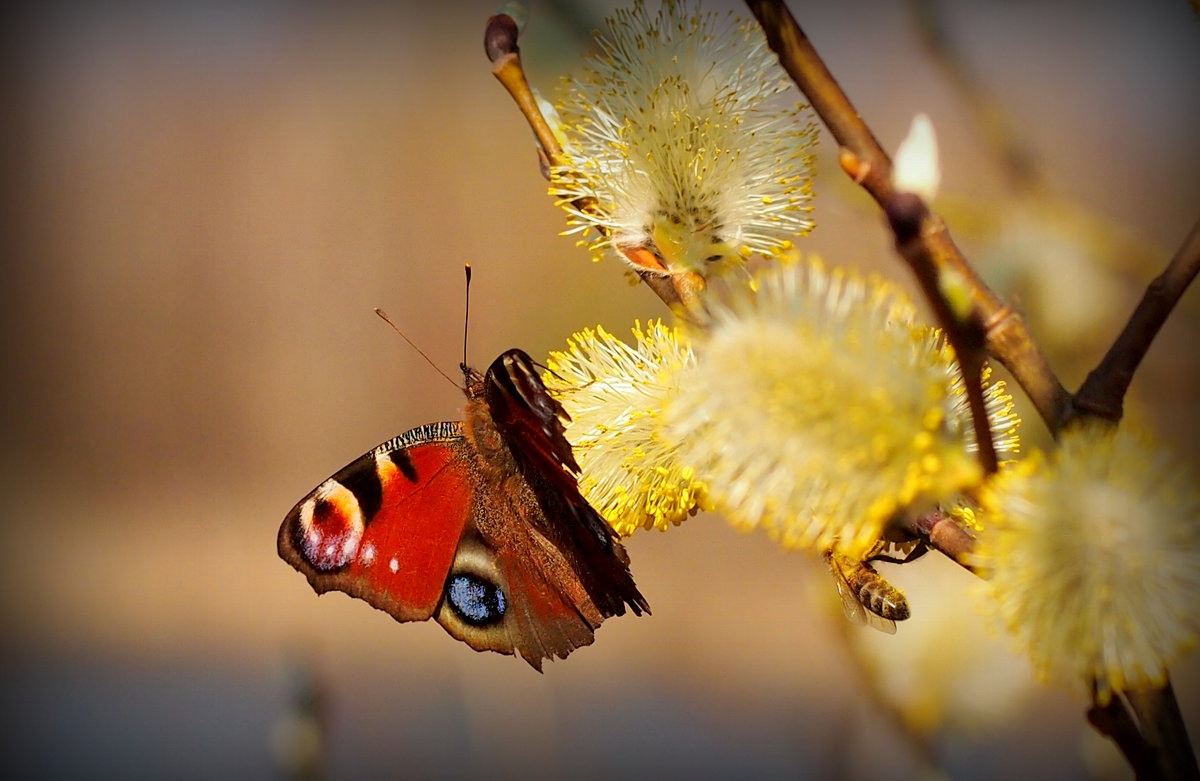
278 348 649 670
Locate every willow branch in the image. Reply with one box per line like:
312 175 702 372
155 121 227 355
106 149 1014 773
1073 216 1200 423
887 193 998 474
897 508 978 574
1087 694 1157 780
1127 679 1200 781
745 0 1070 434
485 14 562 165
483 11 705 318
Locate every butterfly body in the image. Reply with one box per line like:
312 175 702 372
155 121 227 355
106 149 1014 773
279 349 647 670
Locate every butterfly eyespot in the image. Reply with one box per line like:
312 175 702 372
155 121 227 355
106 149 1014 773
296 481 364 572
446 574 507 626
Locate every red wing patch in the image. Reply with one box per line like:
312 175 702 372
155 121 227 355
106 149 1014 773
279 423 473 623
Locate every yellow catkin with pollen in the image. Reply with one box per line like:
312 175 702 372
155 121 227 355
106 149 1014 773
976 421 1200 705
664 258 993 559
551 0 816 277
543 320 706 535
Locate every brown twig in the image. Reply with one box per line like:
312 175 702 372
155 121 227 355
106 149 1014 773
1127 679 1200 781
1087 693 1158 780
745 0 1070 436
483 11 705 319
886 192 998 474
485 14 561 161
1073 217 1200 424
897 508 979 573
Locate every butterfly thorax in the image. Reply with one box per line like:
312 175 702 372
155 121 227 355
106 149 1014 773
457 363 512 469
461 394 520 483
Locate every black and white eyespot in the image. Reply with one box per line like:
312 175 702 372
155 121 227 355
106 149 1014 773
296 480 365 572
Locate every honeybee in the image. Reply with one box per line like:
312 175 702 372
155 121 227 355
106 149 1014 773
823 541 915 634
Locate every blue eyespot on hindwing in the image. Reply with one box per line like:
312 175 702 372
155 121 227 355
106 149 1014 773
446 574 507 626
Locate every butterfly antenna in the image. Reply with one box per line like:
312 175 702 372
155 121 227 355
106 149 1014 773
462 263 472 369
373 308 459 389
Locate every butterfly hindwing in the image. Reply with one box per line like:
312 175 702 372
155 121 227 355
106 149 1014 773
434 515 600 671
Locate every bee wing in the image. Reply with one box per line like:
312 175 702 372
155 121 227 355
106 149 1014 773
824 552 897 635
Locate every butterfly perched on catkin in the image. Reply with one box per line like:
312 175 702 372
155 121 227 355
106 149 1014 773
278 348 649 670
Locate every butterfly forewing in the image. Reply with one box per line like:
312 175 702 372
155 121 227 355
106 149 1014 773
484 350 581 493
278 422 472 622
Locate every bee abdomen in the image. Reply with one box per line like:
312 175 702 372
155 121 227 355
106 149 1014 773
856 578 910 621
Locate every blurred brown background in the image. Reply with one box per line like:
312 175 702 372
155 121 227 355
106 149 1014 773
3 1 1198 778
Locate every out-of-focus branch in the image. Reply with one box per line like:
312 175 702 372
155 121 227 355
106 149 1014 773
828 601 942 773
907 0 1041 192
744 0 1070 436
1127 679 1200 781
909 0 1200 430
1073 217 1200 423
910 0 1200 433
483 11 705 318
1087 693 1157 780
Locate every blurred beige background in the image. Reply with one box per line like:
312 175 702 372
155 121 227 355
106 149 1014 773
3 0 1198 778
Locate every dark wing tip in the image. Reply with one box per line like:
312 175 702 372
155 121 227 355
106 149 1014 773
486 349 582 484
